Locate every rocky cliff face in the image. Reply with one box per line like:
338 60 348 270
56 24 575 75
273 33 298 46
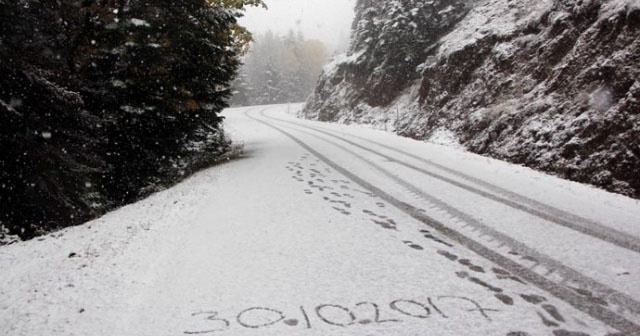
302 0 640 198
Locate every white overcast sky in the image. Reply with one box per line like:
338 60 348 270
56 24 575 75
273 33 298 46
239 0 356 50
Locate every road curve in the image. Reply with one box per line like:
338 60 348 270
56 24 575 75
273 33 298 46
250 108 640 335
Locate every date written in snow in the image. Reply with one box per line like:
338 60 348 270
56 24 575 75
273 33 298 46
184 296 499 334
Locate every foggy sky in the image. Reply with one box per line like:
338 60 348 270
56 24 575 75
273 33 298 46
239 0 355 51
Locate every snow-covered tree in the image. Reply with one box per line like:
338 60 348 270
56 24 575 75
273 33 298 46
231 30 329 106
0 0 106 238
346 0 469 106
77 0 242 203
0 0 261 239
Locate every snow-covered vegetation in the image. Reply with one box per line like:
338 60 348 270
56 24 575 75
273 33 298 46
0 0 262 240
230 31 329 106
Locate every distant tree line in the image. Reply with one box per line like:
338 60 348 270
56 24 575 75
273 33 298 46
231 31 329 106
0 0 262 240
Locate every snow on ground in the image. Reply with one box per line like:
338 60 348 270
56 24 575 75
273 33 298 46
426 127 463 148
286 104 640 236
435 0 554 58
278 103 640 298
322 49 367 78
2 104 639 336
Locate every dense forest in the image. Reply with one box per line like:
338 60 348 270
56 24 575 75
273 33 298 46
0 0 263 241
231 30 329 106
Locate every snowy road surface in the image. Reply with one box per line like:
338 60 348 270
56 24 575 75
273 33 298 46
2 104 640 336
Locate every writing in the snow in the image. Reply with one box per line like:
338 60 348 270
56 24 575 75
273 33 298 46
184 296 498 334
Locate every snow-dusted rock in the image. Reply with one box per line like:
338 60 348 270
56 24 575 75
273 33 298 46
303 0 640 198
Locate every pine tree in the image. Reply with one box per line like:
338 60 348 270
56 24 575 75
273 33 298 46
347 0 469 106
0 0 105 238
232 31 328 106
1 0 258 239
79 0 240 202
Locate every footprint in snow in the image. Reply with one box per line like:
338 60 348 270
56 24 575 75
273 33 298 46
403 241 424 250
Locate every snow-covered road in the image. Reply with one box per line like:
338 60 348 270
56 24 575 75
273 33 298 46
2 105 640 336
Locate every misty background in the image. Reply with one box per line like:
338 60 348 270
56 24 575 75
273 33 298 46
231 0 355 106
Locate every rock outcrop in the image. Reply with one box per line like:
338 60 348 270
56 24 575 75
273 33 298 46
303 0 640 198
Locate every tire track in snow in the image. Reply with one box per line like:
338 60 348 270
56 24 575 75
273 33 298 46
261 110 640 317
246 109 640 335
262 112 640 256
274 117 640 319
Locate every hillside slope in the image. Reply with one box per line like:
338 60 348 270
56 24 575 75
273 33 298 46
302 0 640 198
